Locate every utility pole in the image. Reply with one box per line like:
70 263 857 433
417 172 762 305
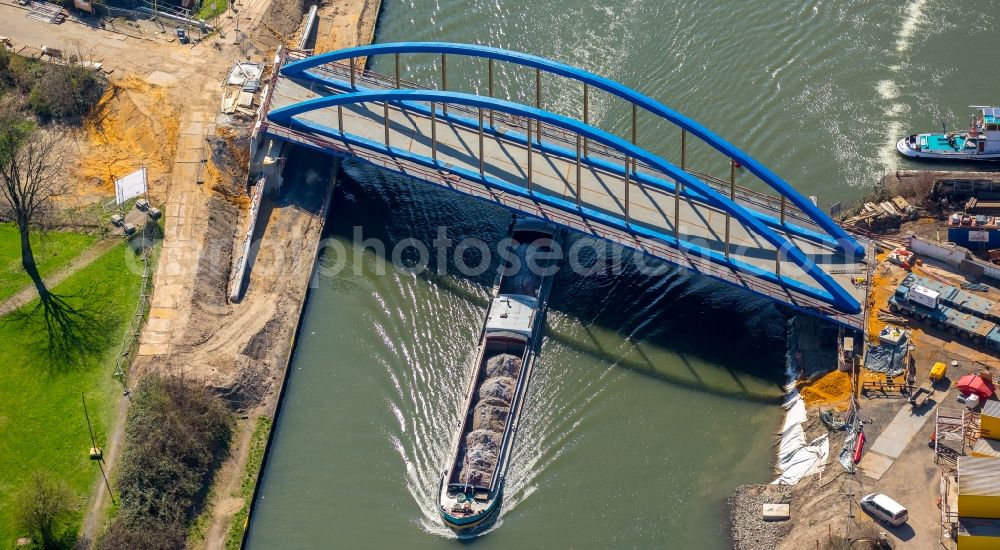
82 394 116 505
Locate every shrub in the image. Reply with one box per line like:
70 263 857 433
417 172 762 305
99 375 233 549
28 64 105 119
13 471 77 549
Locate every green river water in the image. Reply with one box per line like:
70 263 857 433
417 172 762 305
246 1 1000 547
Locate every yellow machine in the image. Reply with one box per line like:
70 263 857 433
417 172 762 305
930 362 947 382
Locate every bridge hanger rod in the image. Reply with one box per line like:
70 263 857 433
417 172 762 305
526 119 533 191
488 59 494 127
575 135 582 207
535 68 542 143
384 101 390 146
631 103 637 173
394 53 400 88
431 101 437 162
725 160 734 258
441 53 447 115
349 57 356 88
583 83 589 156
624 157 630 223
478 108 485 178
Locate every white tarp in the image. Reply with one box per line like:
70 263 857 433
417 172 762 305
227 62 264 86
772 392 830 485
115 167 146 205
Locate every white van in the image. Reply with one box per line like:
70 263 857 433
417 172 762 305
860 493 909 526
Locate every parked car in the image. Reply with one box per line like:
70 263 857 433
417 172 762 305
860 493 909 526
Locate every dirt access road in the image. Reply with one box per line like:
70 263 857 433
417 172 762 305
3 0 382 546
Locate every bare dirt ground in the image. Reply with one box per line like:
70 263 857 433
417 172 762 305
773 254 999 550
5 0 379 546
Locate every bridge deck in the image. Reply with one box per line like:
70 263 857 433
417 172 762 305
261 54 870 329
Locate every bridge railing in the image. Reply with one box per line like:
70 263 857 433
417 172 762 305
262 120 858 326
278 42 863 258
297 56 821 230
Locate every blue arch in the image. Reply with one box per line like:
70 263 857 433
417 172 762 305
268 89 860 313
281 68 840 252
281 42 864 259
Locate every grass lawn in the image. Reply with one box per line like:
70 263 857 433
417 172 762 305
225 416 272 550
195 0 228 22
0 223 99 303
0 241 142 545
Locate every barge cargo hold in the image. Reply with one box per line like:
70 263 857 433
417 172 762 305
438 217 561 532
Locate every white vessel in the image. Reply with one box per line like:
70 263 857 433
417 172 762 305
897 107 1000 161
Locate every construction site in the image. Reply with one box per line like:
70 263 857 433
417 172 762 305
4 0 1000 548
738 184 1000 549
0 0 382 545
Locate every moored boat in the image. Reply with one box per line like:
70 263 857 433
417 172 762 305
897 107 1000 161
438 216 561 532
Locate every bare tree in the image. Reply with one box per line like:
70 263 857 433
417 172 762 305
14 471 77 549
0 103 68 298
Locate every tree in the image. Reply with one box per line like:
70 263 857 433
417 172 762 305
0 102 68 298
14 471 77 549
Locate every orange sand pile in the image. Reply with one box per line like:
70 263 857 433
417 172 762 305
799 370 852 411
75 75 179 197
866 253 900 343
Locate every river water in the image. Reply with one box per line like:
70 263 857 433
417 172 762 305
246 1 1000 548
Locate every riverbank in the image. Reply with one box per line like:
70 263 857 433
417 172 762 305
192 1 385 547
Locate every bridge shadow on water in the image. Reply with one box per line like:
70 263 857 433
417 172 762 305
303 154 788 403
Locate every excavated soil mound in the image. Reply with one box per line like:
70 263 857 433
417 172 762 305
75 76 178 197
799 370 852 411
252 0 306 51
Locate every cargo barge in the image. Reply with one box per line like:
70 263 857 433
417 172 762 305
438 217 561 532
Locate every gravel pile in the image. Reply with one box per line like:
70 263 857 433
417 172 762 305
456 354 523 487
728 484 793 550
486 353 522 378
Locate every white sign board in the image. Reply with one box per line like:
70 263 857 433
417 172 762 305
115 167 147 205
969 230 990 243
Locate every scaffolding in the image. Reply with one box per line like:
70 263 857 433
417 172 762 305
935 409 967 464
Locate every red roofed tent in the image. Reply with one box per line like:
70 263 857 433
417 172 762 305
958 375 995 399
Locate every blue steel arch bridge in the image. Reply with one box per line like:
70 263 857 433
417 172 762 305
253 42 873 329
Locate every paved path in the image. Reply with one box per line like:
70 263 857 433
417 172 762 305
0 237 119 317
857 394 942 481
137 110 217 357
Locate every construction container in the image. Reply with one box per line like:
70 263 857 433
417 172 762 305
971 438 1000 459
958 456 1000 518
982 400 1000 440
949 226 1000 251
910 284 940 309
957 517 1000 550
931 362 947 382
